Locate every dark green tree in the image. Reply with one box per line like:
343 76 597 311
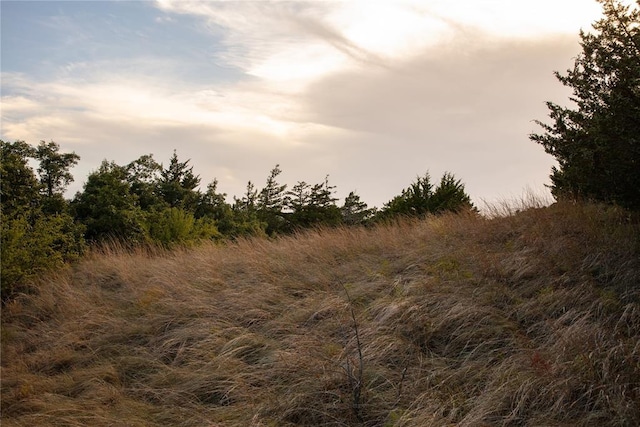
34 141 80 214
1 140 85 300
158 150 201 210
530 0 640 209
308 176 341 226
285 181 310 211
341 191 375 226
284 180 311 230
380 173 434 219
376 171 474 220
0 140 39 217
230 181 267 237
285 177 341 229
235 181 259 213
196 179 228 219
257 165 289 235
196 179 258 238
72 160 147 243
429 172 474 214
126 154 163 210
34 140 80 198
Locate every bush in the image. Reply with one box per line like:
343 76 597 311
144 207 221 247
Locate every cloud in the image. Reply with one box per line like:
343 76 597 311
153 0 602 80
417 0 602 38
0 67 350 201
2 0 602 207
294 32 581 205
301 33 578 136
153 1 348 82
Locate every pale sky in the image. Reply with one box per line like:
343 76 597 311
1 0 606 208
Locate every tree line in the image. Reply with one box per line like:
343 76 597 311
0 140 474 300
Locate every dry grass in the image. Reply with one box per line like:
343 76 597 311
2 201 639 426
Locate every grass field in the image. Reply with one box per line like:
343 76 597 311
2 200 639 426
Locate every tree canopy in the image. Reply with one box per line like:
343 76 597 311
1 140 85 300
376 172 474 221
530 0 640 209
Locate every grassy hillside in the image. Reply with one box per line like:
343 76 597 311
2 201 639 426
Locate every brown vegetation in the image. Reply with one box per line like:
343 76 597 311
2 201 639 426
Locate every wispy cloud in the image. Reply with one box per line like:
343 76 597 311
154 0 602 79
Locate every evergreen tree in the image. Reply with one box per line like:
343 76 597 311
530 0 640 209
309 176 338 210
376 171 474 221
307 176 341 227
235 181 259 214
286 181 310 212
231 181 266 237
196 179 228 219
258 165 287 212
285 177 341 229
158 150 201 210
285 181 311 229
195 180 265 239
341 191 375 226
429 172 474 214
380 173 434 219
196 180 245 237
257 165 288 235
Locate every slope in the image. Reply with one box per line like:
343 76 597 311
2 201 639 426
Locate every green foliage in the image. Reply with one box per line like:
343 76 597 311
376 171 474 221
235 181 259 213
530 0 640 209
195 179 228 219
1 214 84 297
0 140 39 217
1 138 480 301
430 172 474 214
34 140 80 199
225 208 268 239
230 181 267 237
1 140 85 300
144 207 220 247
286 181 311 213
258 164 287 212
194 180 254 238
285 176 341 229
3 138 481 268
384 173 434 218
72 161 147 243
126 154 163 210
73 154 242 246
158 150 201 210
341 191 375 226
257 165 289 236
72 153 269 244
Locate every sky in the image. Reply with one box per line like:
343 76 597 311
1 0 608 209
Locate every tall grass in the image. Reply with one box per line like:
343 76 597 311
2 201 639 426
